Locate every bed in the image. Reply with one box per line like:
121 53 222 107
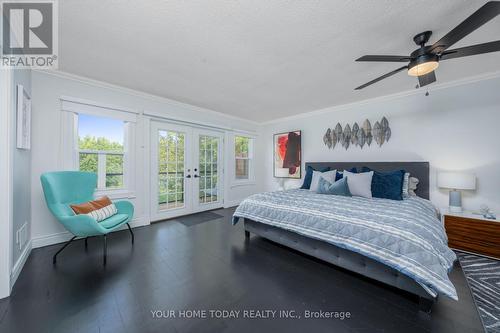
232 162 457 312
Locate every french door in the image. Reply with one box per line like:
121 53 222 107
150 121 224 221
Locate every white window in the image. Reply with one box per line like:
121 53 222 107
234 135 254 182
77 114 127 190
60 97 137 198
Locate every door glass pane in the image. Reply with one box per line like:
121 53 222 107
198 135 219 204
158 130 185 211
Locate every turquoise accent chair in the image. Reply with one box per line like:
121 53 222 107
41 171 134 265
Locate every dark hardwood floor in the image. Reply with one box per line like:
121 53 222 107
0 207 483 333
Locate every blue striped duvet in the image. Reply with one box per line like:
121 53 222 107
232 189 457 299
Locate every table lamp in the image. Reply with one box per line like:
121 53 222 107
438 172 476 213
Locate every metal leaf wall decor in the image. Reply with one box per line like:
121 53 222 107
334 123 342 143
323 128 332 148
342 124 351 150
323 117 391 149
351 123 359 146
330 129 337 149
363 119 372 146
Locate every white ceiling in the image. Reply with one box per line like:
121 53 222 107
58 0 500 122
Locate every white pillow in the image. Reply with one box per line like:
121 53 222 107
310 169 337 192
402 172 410 198
343 170 373 198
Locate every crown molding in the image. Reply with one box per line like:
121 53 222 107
33 68 500 127
262 70 500 125
32 69 260 126
60 95 140 115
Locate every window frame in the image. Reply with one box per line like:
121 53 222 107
61 97 137 199
75 115 132 196
231 134 255 187
78 149 125 190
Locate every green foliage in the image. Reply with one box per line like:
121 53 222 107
235 136 249 158
79 135 123 152
157 132 220 204
158 131 185 202
78 135 124 188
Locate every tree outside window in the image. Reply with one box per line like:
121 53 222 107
78 114 125 189
235 136 253 180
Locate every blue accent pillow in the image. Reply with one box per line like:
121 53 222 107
317 177 352 196
301 166 330 189
335 167 357 181
361 167 405 200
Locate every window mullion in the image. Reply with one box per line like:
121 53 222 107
234 135 254 182
123 122 130 189
175 133 178 205
204 138 207 203
97 153 106 189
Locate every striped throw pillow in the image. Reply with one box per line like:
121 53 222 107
70 196 118 222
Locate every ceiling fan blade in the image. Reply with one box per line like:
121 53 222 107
356 55 411 62
440 40 500 60
418 71 436 88
355 66 408 90
429 1 500 54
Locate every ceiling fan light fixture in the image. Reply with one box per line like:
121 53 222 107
408 54 439 77
354 2 500 90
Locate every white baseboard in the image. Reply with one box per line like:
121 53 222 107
10 240 32 289
31 216 148 249
32 230 72 248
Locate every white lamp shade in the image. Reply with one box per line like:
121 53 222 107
437 172 476 190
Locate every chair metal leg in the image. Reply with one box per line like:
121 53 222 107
103 235 107 266
126 223 134 244
53 236 77 264
84 237 88 250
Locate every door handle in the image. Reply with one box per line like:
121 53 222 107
194 174 200 178
186 175 191 178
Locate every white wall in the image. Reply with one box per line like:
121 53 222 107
0 68 32 298
263 74 500 214
11 70 32 279
0 69 13 299
31 70 263 247
27 69 500 248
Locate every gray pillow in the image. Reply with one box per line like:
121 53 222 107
317 177 352 196
343 170 373 198
310 169 337 192
408 177 419 197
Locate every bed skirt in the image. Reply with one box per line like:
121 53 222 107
243 219 436 312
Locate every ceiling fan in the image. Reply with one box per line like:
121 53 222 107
355 1 500 90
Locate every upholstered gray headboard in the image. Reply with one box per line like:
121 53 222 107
305 162 430 200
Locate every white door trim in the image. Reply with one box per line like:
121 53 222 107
0 68 14 298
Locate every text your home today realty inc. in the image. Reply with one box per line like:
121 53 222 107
151 309 352 320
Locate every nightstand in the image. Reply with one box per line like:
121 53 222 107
441 209 500 259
